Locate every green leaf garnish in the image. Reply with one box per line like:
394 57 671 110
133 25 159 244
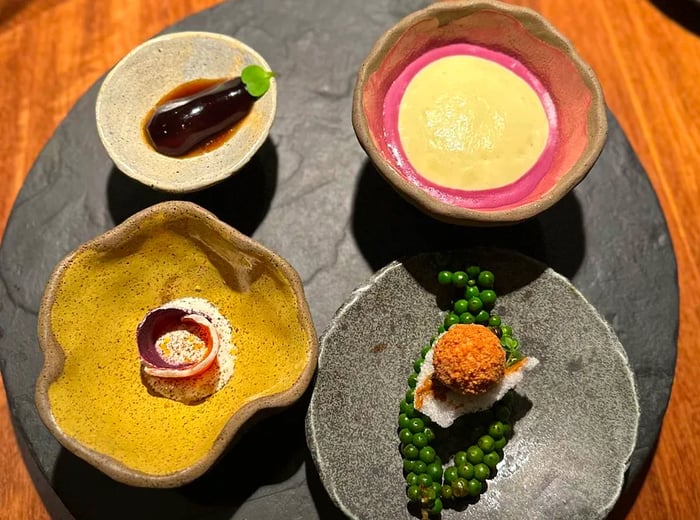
241 65 275 98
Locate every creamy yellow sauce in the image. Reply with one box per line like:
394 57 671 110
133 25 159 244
48 220 310 476
398 55 549 190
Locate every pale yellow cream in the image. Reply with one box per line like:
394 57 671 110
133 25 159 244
398 55 549 190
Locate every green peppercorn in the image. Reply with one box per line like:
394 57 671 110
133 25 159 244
466 446 484 464
398 413 410 429
407 373 417 388
420 486 437 506
478 270 495 288
467 478 483 496
441 484 453 500
407 484 421 501
483 451 501 469
424 427 435 443
465 286 480 299
480 289 497 308
493 436 507 450
400 400 416 417
502 421 512 436
405 388 414 404
426 461 443 482
474 463 490 481
403 459 414 473
457 462 474 479
444 313 460 329
453 299 469 315
413 460 427 474
405 472 419 486
488 315 502 327
430 498 443 514
399 428 413 445
488 421 506 439
413 358 424 373
452 271 468 287
459 312 476 324
475 310 490 324
452 477 469 498
477 435 495 453
454 451 468 466
419 446 436 464
417 473 433 487
412 432 428 448
408 417 425 434
466 265 481 278
402 444 419 459
467 297 483 313
438 271 453 285
444 466 459 483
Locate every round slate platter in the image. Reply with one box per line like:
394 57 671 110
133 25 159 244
307 249 640 520
0 0 677 519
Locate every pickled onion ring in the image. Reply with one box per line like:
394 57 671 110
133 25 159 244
137 307 220 378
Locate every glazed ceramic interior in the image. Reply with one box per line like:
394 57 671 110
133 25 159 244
36 202 317 487
357 2 606 221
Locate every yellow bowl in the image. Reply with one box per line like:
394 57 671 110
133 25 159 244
35 201 317 487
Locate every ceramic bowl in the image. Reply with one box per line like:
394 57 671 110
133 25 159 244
96 31 277 193
307 249 639 519
36 201 317 487
352 0 607 225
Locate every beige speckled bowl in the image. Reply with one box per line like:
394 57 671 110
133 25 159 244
352 0 607 226
96 32 277 193
36 201 317 487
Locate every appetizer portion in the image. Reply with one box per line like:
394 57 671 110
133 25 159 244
145 65 275 157
416 324 538 428
398 265 537 516
137 297 236 403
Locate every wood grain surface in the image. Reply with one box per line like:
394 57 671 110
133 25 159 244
0 0 698 518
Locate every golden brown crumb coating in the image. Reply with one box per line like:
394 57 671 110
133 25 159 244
432 324 505 395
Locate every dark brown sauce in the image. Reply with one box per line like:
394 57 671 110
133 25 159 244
143 78 250 158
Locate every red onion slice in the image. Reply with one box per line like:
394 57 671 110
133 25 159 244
137 306 220 378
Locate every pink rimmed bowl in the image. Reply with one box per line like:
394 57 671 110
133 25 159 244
352 0 607 225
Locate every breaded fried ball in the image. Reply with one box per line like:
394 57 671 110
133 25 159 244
432 324 505 395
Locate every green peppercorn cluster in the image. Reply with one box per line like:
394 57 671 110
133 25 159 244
398 265 519 516
437 266 522 367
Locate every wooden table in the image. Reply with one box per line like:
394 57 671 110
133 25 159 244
1 0 698 518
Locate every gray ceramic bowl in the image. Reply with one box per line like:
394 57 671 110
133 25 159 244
96 31 277 193
352 0 607 225
307 249 639 519
36 201 317 487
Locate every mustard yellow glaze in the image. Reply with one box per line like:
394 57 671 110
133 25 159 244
48 215 310 476
398 55 549 190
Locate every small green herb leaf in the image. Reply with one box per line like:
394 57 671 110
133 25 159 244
241 65 275 97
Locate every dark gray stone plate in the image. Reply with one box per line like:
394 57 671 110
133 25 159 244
0 0 677 518
306 249 640 520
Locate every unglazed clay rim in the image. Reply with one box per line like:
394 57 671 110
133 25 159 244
352 0 608 226
96 31 277 193
35 201 318 488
